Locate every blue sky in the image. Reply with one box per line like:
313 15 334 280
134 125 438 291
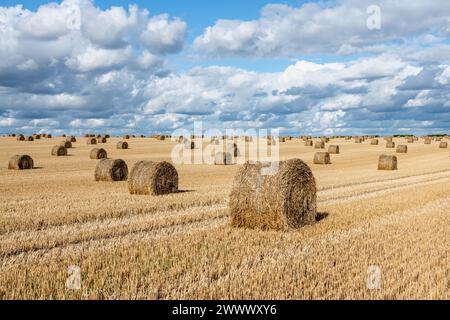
1 0 450 135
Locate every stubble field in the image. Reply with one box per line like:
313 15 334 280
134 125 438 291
0 136 449 299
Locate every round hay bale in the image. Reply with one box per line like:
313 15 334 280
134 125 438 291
17 136 25 141
384 136 393 142
90 148 107 160
87 138 97 145
184 141 195 149
94 159 128 182
11 133 16 137
8 155 34 170
305 140 313 147
26 136 34 141
98 137 107 143
314 152 331 164
62 134 67 138
315 141 325 149
105 134 111 139
229 159 317 231
371 139 379 145
128 161 178 195
279 137 286 143
227 143 240 157
355 137 362 143
406 137 414 143
386 141 395 148
117 141 128 149
214 152 232 165
378 154 398 170
47 134 52 139
124 135 130 140
96 134 102 139
156 135 166 141
52 145 67 156
328 145 340 154
424 139 431 144
68 136 77 143
61 141 72 148
439 142 448 148
33 134 41 140
396 145 408 153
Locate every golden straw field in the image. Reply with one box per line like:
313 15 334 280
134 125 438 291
0 136 449 300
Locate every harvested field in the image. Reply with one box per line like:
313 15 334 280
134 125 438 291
0 136 449 300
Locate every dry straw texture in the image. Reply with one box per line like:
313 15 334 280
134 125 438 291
378 154 398 170
51 145 67 156
90 148 107 160
355 137 362 143
371 139 379 145
386 141 395 148
407 137 414 143
124 135 131 140
214 152 232 165
439 142 448 148
94 159 128 182
27 136 34 141
17 136 25 141
98 137 107 143
328 145 340 154
425 139 431 144
397 145 408 153
8 155 33 170
229 159 317 231
128 161 178 195
305 140 313 146
87 138 97 145
315 141 325 149
68 136 76 143
314 152 331 164
117 141 128 149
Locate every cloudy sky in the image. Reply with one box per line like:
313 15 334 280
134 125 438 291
1 0 450 136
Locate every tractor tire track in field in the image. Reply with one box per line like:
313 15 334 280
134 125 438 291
2 170 450 264
319 173 450 206
0 216 229 269
318 168 450 191
0 204 228 258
